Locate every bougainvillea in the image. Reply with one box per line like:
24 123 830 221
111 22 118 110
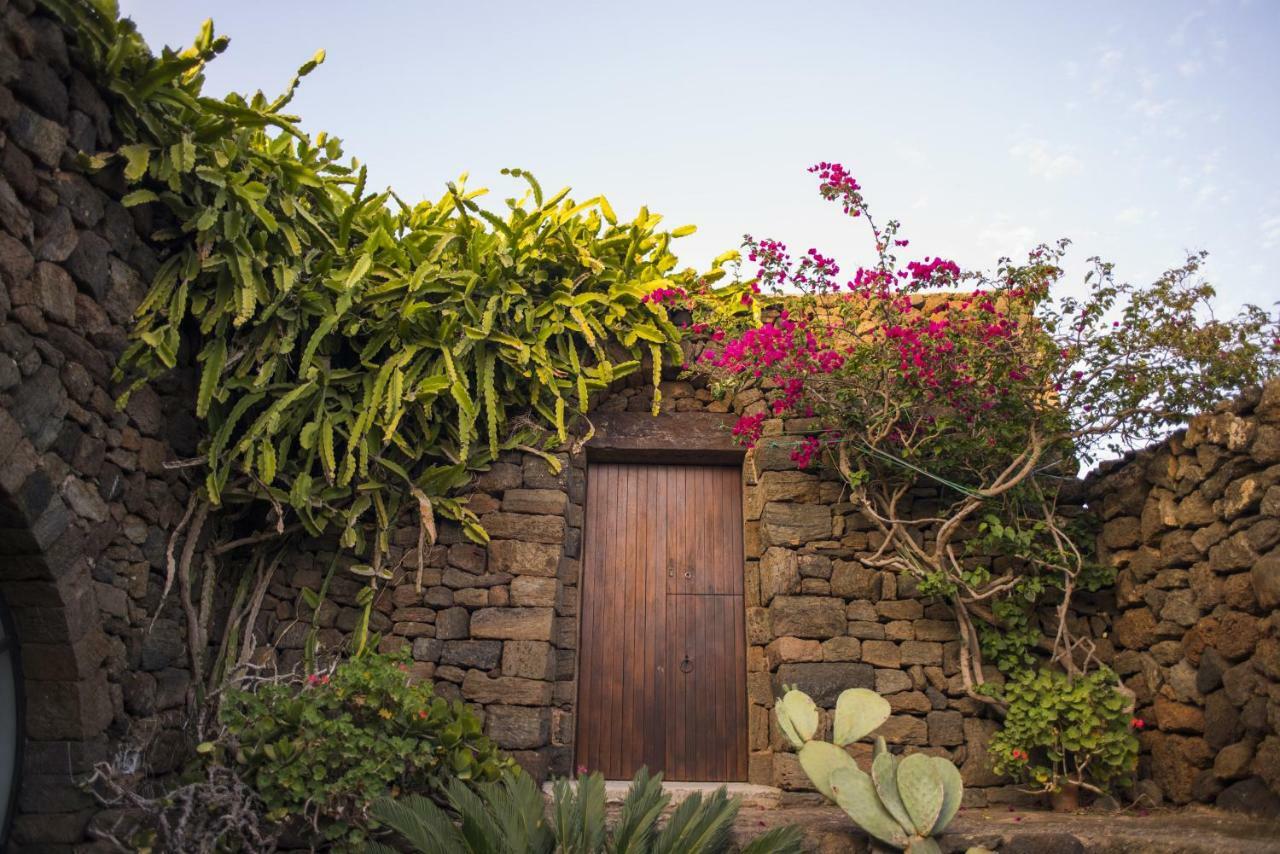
696 163 1279 793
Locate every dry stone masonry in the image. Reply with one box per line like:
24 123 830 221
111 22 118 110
1 1 1278 848
1089 378 1280 814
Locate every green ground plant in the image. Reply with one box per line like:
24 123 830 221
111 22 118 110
210 652 510 846
368 766 804 854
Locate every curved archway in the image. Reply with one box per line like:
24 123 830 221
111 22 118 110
0 441 113 845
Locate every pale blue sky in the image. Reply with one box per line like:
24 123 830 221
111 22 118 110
119 1 1279 312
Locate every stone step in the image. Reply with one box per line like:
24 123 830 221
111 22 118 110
542 780 783 811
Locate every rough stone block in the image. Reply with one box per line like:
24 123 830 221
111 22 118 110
488 539 562 576
502 488 568 516
502 640 555 680
771 662 873 707
462 670 552 706
760 502 831 546
486 705 550 749
769 596 844 639
509 576 558 607
470 607 555 641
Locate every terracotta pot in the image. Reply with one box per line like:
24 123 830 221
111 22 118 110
1051 781 1081 812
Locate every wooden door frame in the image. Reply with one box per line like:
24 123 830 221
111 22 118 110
573 411 748 780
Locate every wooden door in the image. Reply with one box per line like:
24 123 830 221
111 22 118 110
576 463 747 782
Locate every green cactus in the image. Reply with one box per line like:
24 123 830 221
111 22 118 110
775 686 819 748
834 688 890 745
773 686 964 852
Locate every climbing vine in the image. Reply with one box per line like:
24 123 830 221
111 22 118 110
45 0 730 693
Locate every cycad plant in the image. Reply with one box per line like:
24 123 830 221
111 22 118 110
368 767 803 854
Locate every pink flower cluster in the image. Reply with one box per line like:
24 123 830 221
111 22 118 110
906 257 961 284
643 286 688 305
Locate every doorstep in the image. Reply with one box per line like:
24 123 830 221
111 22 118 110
541 780 783 810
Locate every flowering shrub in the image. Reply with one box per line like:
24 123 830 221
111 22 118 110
695 163 1278 793
990 667 1140 796
209 652 510 845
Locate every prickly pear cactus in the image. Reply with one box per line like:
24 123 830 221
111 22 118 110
774 685 964 852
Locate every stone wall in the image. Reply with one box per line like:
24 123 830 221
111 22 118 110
1 0 207 848
1088 379 1280 813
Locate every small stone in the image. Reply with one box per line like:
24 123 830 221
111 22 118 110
1213 740 1256 780
488 539 561 577
772 662 873 706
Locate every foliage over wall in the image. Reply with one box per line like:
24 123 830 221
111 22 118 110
690 162 1280 794
43 0 732 686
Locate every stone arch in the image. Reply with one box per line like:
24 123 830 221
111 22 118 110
0 427 112 845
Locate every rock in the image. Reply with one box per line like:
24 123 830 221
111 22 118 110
479 512 565 544
1213 739 1256 780
521 454 568 489
875 669 912 694
461 671 552 706
771 662 873 706
1215 611 1260 661
765 637 822 669
1208 532 1256 573
1113 607 1156 649
486 705 550 749
509 576 557 607
65 229 110 299
1196 648 1227 695
488 539 560 577
861 640 901 668
1149 733 1211 803
1154 697 1204 733
900 641 943 666
760 502 831 546
473 462 523 491
435 606 469 639
1253 736 1280 795
501 488 568 516
759 548 800 605
470 607 554 641
927 710 964 746
502 640 554 680
1216 777 1280 817
9 105 66 167
1102 516 1141 549
821 636 860 662
439 640 502 669
959 718 1004 786
830 561 878 599
1251 551 1280 609
411 638 441 662
769 596 845 639
758 471 820 503
1203 690 1242 749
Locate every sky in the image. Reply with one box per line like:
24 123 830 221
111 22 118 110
117 1 1280 314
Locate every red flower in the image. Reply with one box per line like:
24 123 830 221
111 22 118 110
1130 717 1145 729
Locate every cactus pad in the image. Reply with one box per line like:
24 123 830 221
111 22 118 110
833 688 891 746
830 765 911 850
896 753 945 836
798 740 858 801
928 755 964 835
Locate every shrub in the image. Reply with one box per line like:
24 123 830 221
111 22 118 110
209 652 511 844
989 667 1140 795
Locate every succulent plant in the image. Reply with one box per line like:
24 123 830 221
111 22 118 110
774 686 963 853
